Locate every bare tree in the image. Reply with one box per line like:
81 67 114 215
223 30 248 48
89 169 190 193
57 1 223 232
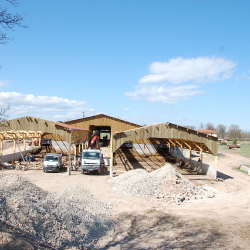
206 123 215 131
0 0 26 45
241 131 250 140
0 0 26 119
0 104 10 122
216 124 227 139
199 123 204 129
184 125 196 130
228 124 242 139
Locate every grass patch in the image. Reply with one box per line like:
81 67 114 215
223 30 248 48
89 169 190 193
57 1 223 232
220 142 250 158
238 143 250 158
235 167 249 175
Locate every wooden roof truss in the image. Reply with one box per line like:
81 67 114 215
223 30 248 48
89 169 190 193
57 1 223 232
0 130 43 141
112 122 218 155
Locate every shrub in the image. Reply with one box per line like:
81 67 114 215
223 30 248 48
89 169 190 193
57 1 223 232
232 138 237 145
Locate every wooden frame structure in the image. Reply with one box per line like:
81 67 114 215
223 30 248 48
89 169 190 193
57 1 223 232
65 114 142 134
0 116 90 174
110 122 218 176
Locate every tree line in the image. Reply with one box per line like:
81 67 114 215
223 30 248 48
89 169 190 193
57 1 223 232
185 123 250 140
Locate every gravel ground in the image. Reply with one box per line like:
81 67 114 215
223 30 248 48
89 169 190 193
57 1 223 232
108 163 213 205
0 175 114 249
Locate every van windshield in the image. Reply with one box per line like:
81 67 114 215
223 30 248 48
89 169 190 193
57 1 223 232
45 156 58 162
82 152 100 159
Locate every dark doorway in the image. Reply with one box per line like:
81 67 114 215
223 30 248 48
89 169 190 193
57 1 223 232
89 125 111 147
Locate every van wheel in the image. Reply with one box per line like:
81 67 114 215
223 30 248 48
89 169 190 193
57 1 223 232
81 169 84 174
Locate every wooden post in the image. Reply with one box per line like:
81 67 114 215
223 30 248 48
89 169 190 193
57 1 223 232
0 140 3 156
110 134 113 177
24 138 26 150
201 150 203 162
181 145 183 157
68 134 72 175
174 146 176 156
215 155 217 168
39 137 42 147
168 142 171 154
74 144 77 162
13 140 16 153
78 142 81 155
189 149 192 161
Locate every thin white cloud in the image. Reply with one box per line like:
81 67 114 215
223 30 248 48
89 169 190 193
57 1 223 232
125 85 205 104
126 56 236 104
0 92 95 120
140 56 236 84
0 80 11 87
123 107 130 111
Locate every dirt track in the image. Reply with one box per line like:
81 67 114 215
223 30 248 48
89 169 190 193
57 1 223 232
1 148 250 249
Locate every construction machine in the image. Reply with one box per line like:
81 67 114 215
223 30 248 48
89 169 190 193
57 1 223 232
90 130 99 149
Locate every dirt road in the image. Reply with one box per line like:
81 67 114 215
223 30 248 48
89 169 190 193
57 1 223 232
1 148 250 249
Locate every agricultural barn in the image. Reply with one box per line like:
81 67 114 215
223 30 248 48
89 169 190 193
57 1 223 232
64 114 141 147
0 114 218 179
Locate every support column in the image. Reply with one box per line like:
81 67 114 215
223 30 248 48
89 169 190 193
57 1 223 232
74 144 77 162
24 138 26 150
67 134 72 176
174 146 176 156
189 149 192 161
39 137 42 147
200 150 203 162
13 140 16 153
0 140 3 156
168 142 171 154
181 145 183 157
110 134 113 177
78 142 81 155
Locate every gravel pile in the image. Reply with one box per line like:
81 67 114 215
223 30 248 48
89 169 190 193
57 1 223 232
108 163 214 205
49 185 114 218
0 175 47 199
0 175 114 249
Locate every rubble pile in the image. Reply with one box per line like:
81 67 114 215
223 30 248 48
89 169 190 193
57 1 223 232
156 167 213 205
0 175 114 249
108 163 214 205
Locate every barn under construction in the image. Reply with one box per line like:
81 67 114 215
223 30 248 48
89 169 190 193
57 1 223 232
0 114 218 179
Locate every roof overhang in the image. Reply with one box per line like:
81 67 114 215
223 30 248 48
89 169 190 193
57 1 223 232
112 122 218 155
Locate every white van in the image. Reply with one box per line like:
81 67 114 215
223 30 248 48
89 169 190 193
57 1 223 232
43 153 63 173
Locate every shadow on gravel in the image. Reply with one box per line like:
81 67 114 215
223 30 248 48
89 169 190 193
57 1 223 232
0 220 53 250
97 211 226 250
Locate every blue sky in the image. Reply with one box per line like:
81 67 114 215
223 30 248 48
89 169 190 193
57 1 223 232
0 0 249 131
